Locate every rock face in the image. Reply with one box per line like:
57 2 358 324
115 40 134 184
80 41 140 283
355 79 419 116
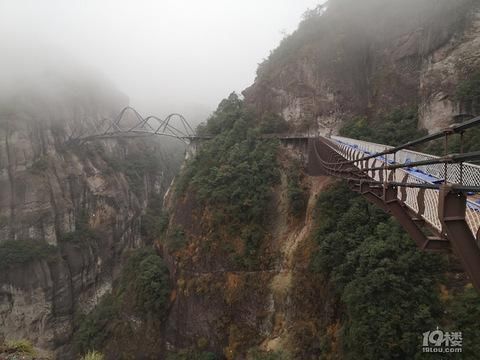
420 6 480 131
162 147 335 359
0 69 182 358
243 0 480 134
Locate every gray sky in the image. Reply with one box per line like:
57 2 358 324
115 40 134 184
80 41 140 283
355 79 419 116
0 0 324 118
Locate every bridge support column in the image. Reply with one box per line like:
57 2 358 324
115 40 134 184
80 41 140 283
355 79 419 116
439 185 480 290
381 185 441 250
356 183 449 252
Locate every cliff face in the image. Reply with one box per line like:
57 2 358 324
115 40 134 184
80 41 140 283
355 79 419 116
420 5 480 130
243 0 480 134
163 145 336 359
0 70 183 357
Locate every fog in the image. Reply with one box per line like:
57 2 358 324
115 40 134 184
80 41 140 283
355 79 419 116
0 0 325 121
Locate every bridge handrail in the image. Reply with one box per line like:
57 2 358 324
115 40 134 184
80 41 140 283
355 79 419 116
328 137 480 241
332 135 480 187
331 115 480 165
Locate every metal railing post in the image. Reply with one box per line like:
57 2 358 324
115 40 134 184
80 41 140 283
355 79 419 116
444 131 449 184
460 131 464 186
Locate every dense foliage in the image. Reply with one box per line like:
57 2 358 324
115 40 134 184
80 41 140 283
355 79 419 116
118 248 171 317
179 95 280 223
81 351 105 360
247 348 289 360
444 287 480 358
0 239 56 270
141 194 169 243
456 71 480 115
176 93 281 267
166 226 187 251
74 294 118 355
340 108 427 146
311 183 446 359
1 339 36 356
74 248 171 355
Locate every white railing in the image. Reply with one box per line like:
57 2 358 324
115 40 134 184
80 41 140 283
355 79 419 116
332 136 480 187
330 137 480 241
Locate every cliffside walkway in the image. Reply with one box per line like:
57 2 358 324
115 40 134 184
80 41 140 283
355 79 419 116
78 107 480 289
306 116 480 290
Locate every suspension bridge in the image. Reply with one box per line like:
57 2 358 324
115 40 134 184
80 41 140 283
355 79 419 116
77 107 480 290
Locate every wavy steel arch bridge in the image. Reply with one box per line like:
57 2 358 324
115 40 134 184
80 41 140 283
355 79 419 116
80 108 480 290
73 106 197 144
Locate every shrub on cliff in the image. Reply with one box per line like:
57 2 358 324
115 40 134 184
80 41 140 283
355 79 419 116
118 248 171 317
166 226 187 251
74 249 171 355
247 348 289 360
141 194 169 242
0 239 56 270
2 339 36 356
74 294 119 355
81 350 104 360
456 71 480 115
258 112 289 134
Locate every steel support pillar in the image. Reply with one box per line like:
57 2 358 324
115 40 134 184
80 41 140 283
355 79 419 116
439 185 480 290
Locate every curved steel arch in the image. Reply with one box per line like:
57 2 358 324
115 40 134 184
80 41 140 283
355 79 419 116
74 106 197 144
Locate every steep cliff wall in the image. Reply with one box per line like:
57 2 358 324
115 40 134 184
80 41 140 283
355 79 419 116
0 68 183 358
420 5 480 130
163 138 335 359
243 0 480 134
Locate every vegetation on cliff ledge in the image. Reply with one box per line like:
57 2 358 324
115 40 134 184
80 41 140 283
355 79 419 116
74 248 171 356
456 70 480 116
175 93 282 268
340 107 426 146
312 182 480 359
0 239 56 270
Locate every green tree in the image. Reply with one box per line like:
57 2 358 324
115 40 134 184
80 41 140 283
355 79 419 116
311 183 444 359
340 108 427 147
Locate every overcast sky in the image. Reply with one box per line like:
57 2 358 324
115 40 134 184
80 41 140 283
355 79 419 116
0 0 325 118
